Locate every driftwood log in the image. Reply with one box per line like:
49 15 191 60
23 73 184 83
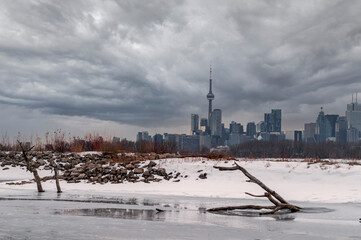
208 162 300 215
17 141 44 193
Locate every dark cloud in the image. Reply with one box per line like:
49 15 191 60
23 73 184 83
1 0 361 138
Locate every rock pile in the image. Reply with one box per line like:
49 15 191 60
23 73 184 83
0 152 183 184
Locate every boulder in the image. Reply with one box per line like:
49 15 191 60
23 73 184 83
142 170 150 178
148 161 157 168
125 164 135 170
134 168 144 174
199 173 207 179
155 168 167 176
78 173 86 179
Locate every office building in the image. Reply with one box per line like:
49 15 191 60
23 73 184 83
264 109 282 133
256 121 266 133
346 100 361 131
229 121 242 134
336 116 347 143
179 134 200 153
325 114 339 137
246 122 256 138
347 127 359 142
200 134 211 151
200 118 208 132
315 107 331 142
112 137 120 144
228 133 240 146
304 122 316 143
294 131 302 142
210 109 222 136
191 114 199 135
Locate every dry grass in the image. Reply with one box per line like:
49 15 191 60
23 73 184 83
179 153 236 161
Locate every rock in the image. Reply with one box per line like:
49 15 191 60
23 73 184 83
155 168 167 176
125 164 135 170
71 171 80 177
148 161 157 168
64 164 72 170
43 166 51 170
142 171 150 178
134 168 144 174
199 173 207 179
37 159 47 165
78 174 86 179
120 168 128 175
127 171 134 178
2 167 9 170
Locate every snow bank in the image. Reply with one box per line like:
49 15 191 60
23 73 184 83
1 158 360 203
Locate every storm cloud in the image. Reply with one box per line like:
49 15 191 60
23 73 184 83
1 0 361 139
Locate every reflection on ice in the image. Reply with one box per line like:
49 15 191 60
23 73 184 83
56 208 163 221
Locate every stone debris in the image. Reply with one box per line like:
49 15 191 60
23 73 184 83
0 152 186 184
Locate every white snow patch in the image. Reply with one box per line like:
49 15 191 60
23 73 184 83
1 158 360 203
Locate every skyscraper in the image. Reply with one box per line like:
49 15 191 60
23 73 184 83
191 114 199 135
294 131 302 142
256 121 266 133
210 109 222 136
325 114 339 138
315 107 331 142
346 99 361 131
246 122 256 137
264 109 282 132
229 121 242 134
206 66 215 128
304 122 316 143
272 109 282 132
336 116 347 143
200 118 208 132
264 113 273 132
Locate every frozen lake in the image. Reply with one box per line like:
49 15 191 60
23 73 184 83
0 189 360 240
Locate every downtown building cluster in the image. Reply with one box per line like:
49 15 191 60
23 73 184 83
135 68 285 154
303 95 361 143
134 70 361 154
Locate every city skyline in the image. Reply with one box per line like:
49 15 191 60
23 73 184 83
1 1 361 140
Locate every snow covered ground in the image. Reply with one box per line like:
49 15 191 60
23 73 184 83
1 157 360 203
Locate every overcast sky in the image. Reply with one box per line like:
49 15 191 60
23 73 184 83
1 0 361 141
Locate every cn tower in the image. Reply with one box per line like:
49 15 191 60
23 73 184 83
206 66 215 127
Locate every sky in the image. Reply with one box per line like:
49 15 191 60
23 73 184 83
1 0 361 141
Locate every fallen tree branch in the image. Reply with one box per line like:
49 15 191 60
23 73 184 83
208 162 301 215
208 205 275 212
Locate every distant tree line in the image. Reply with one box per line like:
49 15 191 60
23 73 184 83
229 140 361 159
2 130 361 159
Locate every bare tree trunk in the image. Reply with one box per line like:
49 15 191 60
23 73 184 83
209 162 300 214
17 141 45 193
54 167 62 193
33 170 45 193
